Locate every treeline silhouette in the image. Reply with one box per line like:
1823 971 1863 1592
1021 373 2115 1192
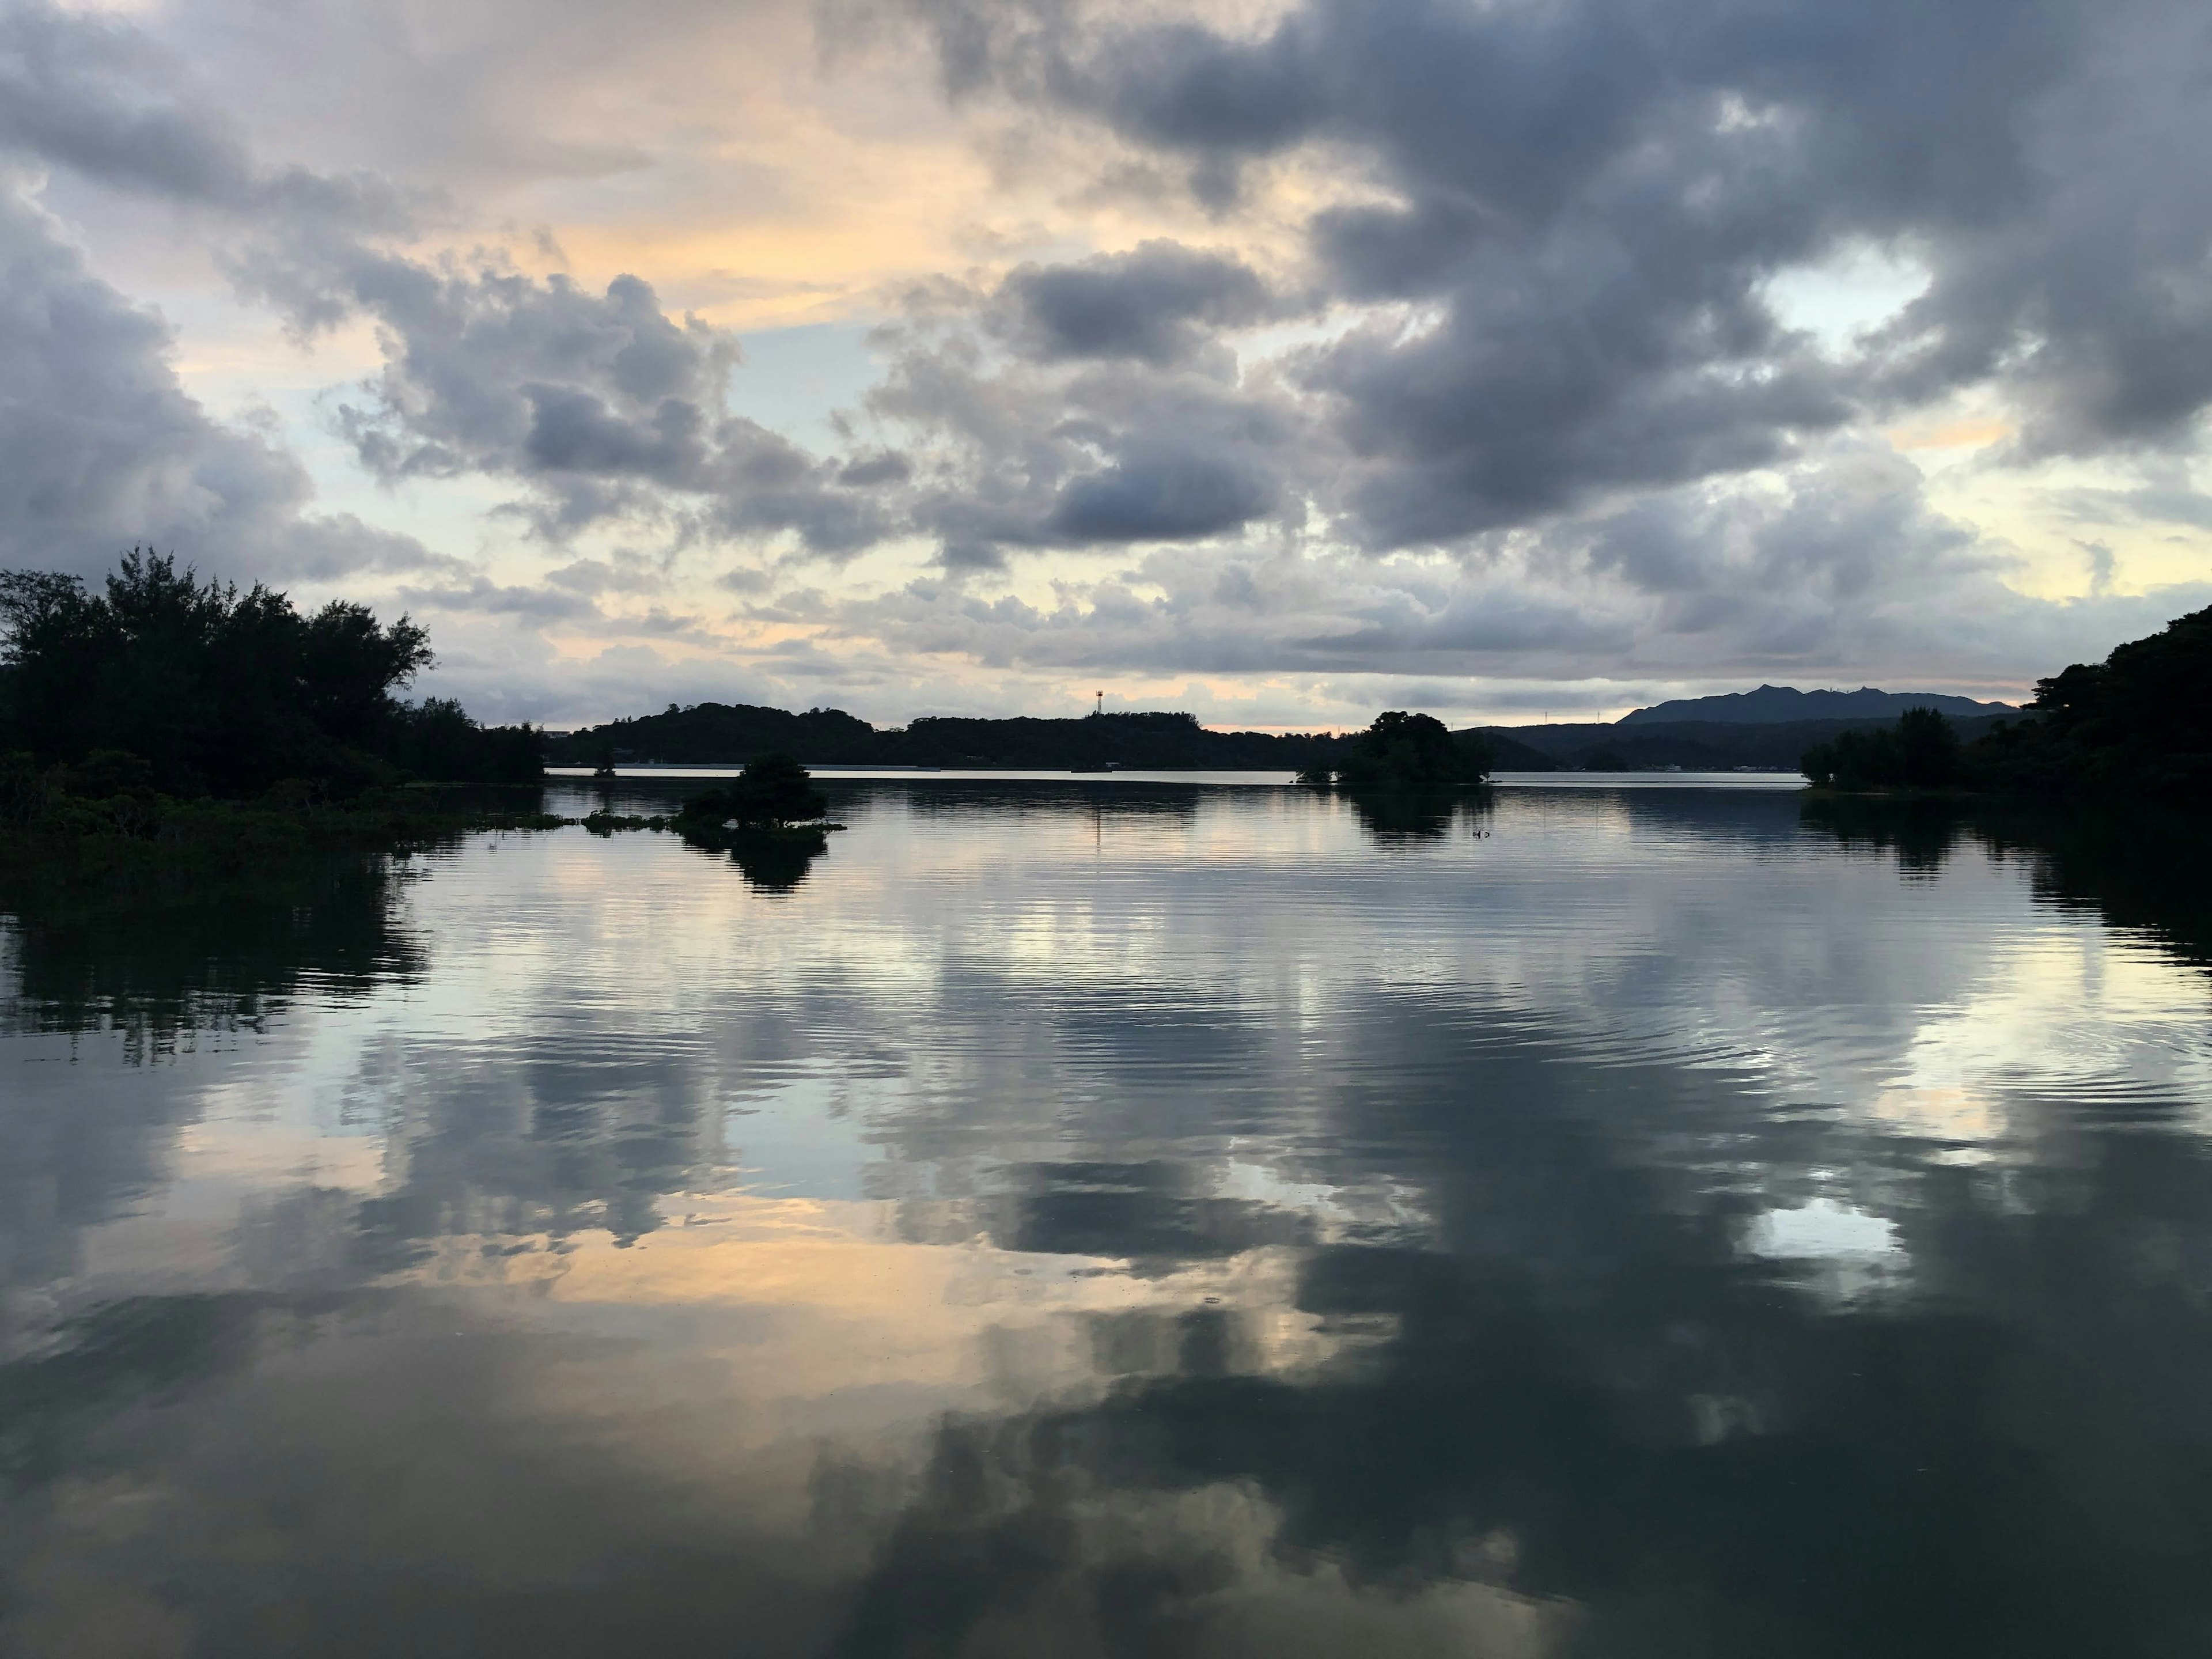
1968 603 2212 798
554 703 1351 771
1805 604 2211 798
1800 707 1963 790
0 552 541 797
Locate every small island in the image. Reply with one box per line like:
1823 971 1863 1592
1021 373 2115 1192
1297 710 1495 791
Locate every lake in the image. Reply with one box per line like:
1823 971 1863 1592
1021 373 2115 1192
4 778 2210 1656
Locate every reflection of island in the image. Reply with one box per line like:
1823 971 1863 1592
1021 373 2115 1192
672 753 839 893
1343 788 1493 839
704 827 827 893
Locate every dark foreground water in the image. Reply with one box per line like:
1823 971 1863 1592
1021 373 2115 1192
4 780 2211 1657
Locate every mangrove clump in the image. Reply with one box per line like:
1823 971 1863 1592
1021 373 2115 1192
1301 711 1495 790
673 752 830 832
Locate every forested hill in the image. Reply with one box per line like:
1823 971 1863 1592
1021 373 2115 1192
548 704 1351 770
553 703 881 764
1620 685 2017 725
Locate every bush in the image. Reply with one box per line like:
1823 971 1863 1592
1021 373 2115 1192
675 753 828 831
1319 711 1493 789
1802 709 1961 790
388 698 545 784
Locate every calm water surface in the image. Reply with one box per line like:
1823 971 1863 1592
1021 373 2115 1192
4 781 2210 1656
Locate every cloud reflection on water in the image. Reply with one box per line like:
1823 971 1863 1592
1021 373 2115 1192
1 783 2210 1653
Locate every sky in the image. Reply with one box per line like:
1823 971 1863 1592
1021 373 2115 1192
2 0 2209 729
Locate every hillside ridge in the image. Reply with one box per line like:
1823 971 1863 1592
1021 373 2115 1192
1620 685 2018 725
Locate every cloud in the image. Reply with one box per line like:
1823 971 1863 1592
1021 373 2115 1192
5 0 2211 717
0 179 436 582
995 240 1282 366
770 433 2210 702
1045 444 1278 541
884 0 2212 543
0 1 444 584
869 296 1302 563
0 1 259 205
0 1 419 226
243 250 901 556
392 576 603 621
0 1 897 567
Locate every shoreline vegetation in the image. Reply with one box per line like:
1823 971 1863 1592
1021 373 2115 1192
1801 605 2210 800
1 552 554 873
4 556 2207 877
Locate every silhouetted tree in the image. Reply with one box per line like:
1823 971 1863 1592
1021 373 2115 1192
1306 711 1493 789
1964 605 2212 799
1802 709 1960 790
0 552 540 794
675 753 828 831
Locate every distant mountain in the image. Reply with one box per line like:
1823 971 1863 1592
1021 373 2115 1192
1475 715 2014 773
1619 685 2017 726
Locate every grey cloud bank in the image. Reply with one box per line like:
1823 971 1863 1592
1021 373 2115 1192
892 0 2212 529
0 0 2207 719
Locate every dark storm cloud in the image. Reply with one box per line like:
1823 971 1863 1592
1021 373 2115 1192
995 240 1280 366
884 0 2212 547
870 321 1297 562
1044 444 1278 541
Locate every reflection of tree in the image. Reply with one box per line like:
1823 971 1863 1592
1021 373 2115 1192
1805 797 2212 961
1342 788 1461 838
1338 787 1497 841
1798 793 1961 875
1975 804 2212 969
732 828 828 893
678 824 830 892
1 856 426 1049
0 858 425 1289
